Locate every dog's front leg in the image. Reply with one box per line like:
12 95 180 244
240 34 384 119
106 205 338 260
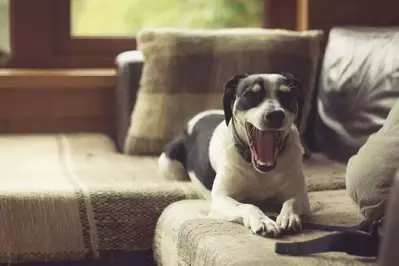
276 189 310 233
210 193 281 237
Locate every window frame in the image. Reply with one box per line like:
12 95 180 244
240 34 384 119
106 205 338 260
54 0 136 56
9 0 136 68
7 0 290 69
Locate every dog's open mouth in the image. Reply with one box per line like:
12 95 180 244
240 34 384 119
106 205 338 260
245 123 284 172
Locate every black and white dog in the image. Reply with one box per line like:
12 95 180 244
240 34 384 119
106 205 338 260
158 73 310 237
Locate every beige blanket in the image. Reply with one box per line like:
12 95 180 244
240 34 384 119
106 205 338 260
0 134 199 263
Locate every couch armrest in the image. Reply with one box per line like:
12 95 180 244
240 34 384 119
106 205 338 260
379 170 399 265
115 50 144 153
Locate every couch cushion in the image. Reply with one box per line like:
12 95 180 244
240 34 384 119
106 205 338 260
154 190 376 266
0 134 199 263
303 152 346 191
346 99 399 220
124 28 323 155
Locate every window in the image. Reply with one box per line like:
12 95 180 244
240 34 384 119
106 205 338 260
0 0 9 63
8 0 273 69
71 0 263 37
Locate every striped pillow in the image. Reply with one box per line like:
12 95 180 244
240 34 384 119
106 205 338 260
124 28 323 155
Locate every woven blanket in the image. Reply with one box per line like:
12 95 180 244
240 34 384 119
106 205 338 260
0 134 199 263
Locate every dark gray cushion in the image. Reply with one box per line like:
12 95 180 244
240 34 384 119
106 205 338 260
315 27 399 162
115 51 144 153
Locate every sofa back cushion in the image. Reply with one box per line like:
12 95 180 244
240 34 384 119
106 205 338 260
315 27 399 162
124 28 323 155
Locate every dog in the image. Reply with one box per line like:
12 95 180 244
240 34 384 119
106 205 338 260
158 73 310 237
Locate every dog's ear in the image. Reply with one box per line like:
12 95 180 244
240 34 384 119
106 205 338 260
223 74 248 125
281 72 303 126
280 72 295 79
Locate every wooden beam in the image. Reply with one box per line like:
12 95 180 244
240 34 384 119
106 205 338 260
296 0 309 31
0 69 116 89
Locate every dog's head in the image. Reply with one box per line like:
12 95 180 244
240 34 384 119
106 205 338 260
223 73 302 173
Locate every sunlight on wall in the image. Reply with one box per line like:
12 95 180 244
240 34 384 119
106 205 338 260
71 0 263 37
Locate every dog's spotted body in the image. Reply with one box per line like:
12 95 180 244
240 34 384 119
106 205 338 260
158 73 310 237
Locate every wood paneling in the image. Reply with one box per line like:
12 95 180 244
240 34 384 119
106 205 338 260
264 0 399 52
0 69 116 136
263 0 298 30
308 0 399 30
307 0 399 52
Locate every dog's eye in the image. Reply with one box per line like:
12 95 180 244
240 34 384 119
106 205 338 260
244 89 257 97
235 86 265 110
243 85 265 99
244 89 263 101
277 90 298 112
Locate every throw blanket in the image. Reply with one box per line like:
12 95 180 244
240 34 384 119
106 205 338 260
0 134 199 263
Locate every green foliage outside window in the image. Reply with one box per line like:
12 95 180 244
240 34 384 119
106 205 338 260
72 0 263 36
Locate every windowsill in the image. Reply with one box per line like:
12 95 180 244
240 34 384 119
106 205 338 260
0 68 116 89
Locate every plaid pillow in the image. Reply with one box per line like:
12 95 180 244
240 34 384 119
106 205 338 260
124 28 323 155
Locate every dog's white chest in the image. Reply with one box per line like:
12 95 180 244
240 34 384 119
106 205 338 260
242 167 297 201
210 123 304 202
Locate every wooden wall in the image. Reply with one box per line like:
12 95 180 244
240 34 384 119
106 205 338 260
264 0 399 51
308 0 399 52
0 69 116 136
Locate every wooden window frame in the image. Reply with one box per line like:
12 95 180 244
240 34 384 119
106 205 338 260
7 0 296 69
8 0 136 68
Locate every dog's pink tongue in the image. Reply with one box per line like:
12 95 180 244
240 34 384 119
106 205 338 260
256 131 277 167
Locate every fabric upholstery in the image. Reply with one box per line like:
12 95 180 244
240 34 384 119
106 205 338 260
378 171 399 265
0 134 199 264
124 28 323 155
315 26 399 162
115 50 144 153
154 190 376 266
346 99 399 220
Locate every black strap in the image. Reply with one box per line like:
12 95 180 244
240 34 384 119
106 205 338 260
275 231 379 257
271 216 383 257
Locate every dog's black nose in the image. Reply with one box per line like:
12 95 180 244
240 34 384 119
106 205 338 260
265 109 285 128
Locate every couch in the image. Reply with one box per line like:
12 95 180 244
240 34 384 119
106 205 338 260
1 27 395 265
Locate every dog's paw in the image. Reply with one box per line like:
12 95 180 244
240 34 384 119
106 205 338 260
243 214 281 237
276 212 302 233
